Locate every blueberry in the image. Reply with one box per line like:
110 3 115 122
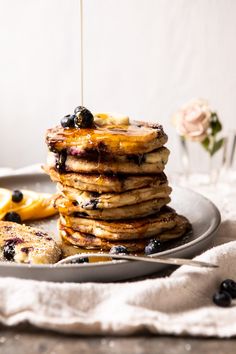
21 246 33 255
220 279 236 299
74 106 85 114
55 150 67 173
3 238 23 261
109 245 128 255
82 199 98 210
3 212 21 224
70 257 89 264
145 239 162 255
61 114 75 128
213 291 232 307
3 242 15 261
74 106 94 129
12 190 23 203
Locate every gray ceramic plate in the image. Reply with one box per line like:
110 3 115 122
0 172 221 282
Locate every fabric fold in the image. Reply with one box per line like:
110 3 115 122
0 239 236 337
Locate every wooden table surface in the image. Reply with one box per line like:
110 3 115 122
0 326 235 354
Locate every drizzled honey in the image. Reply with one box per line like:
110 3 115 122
46 120 167 156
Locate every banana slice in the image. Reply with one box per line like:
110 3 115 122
35 193 58 219
94 112 130 126
10 190 42 221
0 189 58 221
0 188 12 213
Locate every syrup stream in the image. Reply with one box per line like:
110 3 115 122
80 0 84 106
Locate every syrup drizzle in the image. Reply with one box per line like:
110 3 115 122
80 0 84 106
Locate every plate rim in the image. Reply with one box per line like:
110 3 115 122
0 172 221 269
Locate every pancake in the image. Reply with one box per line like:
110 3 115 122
58 207 192 241
46 120 168 156
56 146 170 164
0 221 61 264
57 183 171 209
59 217 190 253
47 147 169 174
57 196 170 221
43 166 168 193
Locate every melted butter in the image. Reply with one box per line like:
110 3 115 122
94 112 130 126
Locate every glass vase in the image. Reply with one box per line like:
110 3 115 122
178 136 227 186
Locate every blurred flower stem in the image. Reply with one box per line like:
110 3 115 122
201 112 224 157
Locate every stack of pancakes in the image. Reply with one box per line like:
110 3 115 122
45 113 190 255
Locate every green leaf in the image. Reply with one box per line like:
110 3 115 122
210 115 222 136
211 112 218 120
210 138 224 156
201 136 210 152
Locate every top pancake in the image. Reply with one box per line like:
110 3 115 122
46 120 167 156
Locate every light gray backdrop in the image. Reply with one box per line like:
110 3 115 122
0 0 235 171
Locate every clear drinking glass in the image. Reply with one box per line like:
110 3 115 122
220 130 236 183
178 136 227 186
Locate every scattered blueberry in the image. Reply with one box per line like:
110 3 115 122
61 114 75 128
70 257 89 264
3 212 22 224
220 279 236 299
74 106 94 129
12 190 23 203
109 245 128 255
213 291 232 307
145 239 162 255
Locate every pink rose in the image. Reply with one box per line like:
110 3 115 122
173 99 211 141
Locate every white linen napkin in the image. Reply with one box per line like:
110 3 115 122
0 167 236 337
0 225 235 337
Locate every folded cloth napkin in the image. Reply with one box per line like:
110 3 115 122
0 167 236 337
0 228 235 337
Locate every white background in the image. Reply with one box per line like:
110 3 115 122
0 0 235 170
